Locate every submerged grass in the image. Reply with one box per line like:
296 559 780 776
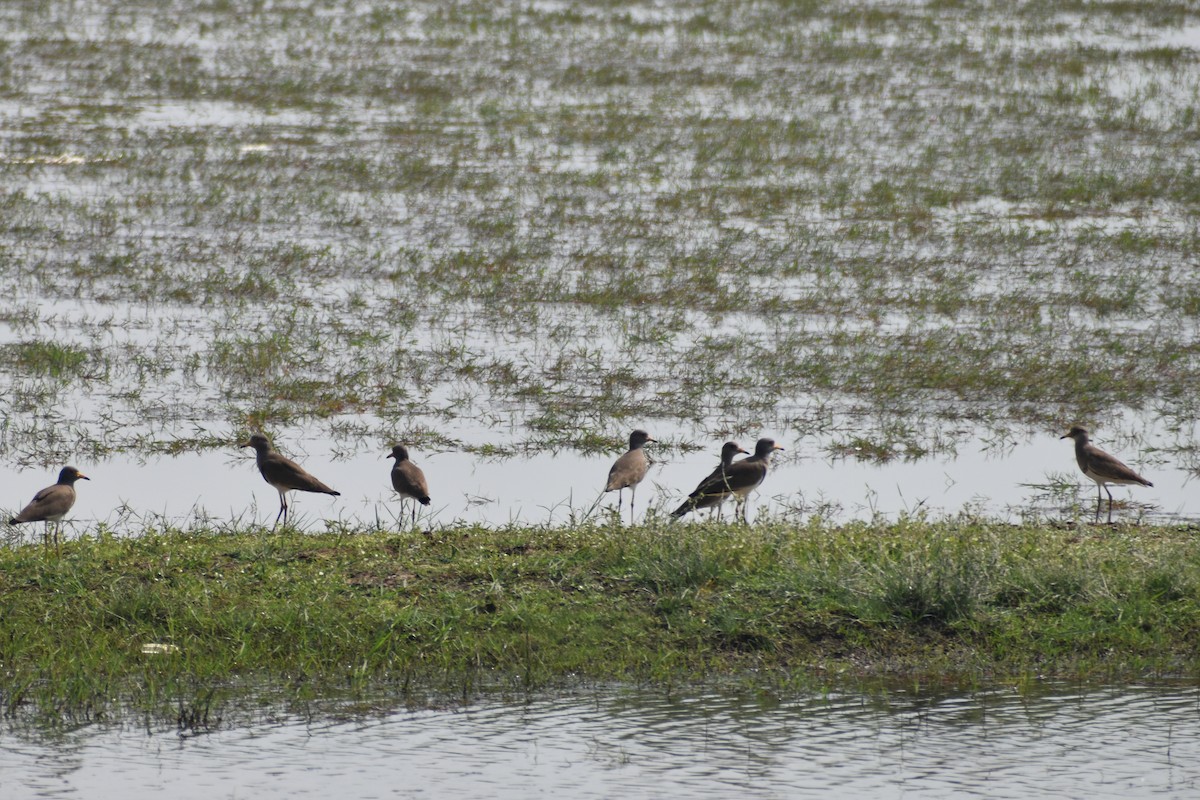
2 519 1198 722
1 0 1200 465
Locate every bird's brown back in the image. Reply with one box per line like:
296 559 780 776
12 483 77 523
694 455 768 499
258 450 340 495
606 448 650 491
391 460 431 504
1080 441 1153 486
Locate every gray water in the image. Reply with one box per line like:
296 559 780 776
2 425 1190 543
3 683 1199 798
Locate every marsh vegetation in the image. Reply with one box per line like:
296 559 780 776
1 0 1198 479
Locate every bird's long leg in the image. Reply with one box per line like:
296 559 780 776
629 485 637 525
1105 485 1115 524
275 490 288 527
1094 484 1103 523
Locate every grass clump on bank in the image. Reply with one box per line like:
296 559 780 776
1 519 1198 722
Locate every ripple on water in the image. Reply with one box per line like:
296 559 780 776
3 682 1199 799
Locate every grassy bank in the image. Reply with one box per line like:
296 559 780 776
2 519 1198 723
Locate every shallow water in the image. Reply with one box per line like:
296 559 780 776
3 682 1199 798
1 425 1189 539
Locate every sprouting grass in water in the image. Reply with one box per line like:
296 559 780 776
1 0 1200 466
1 341 90 378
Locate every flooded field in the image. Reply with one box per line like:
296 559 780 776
6 7 1200 796
2 2 1199 526
4 681 1200 798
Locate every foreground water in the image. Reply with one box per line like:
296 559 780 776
3 682 1198 798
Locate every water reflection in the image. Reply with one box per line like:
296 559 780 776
3 682 1198 798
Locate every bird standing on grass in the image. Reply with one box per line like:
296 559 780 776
9 466 89 551
675 437 783 523
388 444 431 528
240 433 340 526
604 429 655 524
670 441 749 520
1061 426 1152 523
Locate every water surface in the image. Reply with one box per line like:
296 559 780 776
4 682 1198 798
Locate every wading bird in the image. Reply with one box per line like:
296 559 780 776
604 429 655 524
9 466 89 551
675 437 782 523
388 444 431 528
670 441 749 520
241 433 340 526
1060 426 1152 523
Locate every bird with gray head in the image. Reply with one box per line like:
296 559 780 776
1060 426 1152 523
388 444 431 528
9 466 89 551
681 437 782 523
240 433 340 526
671 441 749 520
604 429 656 524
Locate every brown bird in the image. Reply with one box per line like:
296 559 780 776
240 433 339 526
1061 426 1153 523
9 466 89 550
388 444 431 528
604 429 655 523
671 441 749 520
678 437 783 523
